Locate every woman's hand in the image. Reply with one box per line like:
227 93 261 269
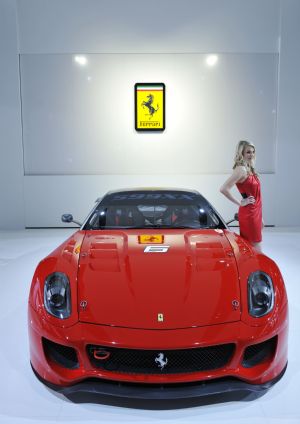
240 196 255 206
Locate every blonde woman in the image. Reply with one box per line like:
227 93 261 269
220 140 263 252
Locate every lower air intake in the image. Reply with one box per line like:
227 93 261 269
242 336 277 368
42 337 79 369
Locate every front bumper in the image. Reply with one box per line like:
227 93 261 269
28 302 288 398
32 362 287 400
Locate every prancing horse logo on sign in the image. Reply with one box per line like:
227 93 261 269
155 352 168 370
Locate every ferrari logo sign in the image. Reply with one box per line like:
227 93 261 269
135 83 165 131
158 313 164 322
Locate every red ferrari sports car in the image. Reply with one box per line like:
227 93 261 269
28 188 288 400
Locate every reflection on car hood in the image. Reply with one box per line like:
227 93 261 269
76 229 242 329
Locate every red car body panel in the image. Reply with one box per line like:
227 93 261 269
78 230 241 328
28 302 288 386
28 189 288 399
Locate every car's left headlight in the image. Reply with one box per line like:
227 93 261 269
248 271 274 317
44 272 71 319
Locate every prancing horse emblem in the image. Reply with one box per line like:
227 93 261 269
155 352 168 370
141 94 159 119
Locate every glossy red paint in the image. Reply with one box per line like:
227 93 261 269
77 229 241 328
28 300 288 386
28 227 288 393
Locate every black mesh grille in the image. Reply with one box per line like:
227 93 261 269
86 343 235 375
42 337 79 369
242 336 277 368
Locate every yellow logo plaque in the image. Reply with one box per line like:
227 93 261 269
135 83 165 131
139 235 164 244
158 313 164 322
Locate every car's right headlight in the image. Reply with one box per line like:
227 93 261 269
248 271 274 318
44 272 71 319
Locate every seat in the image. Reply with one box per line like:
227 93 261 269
105 207 127 226
124 206 145 227
171 206 202 227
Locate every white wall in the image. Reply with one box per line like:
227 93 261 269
0 0 24 230
17 0 280 54
20 53 278 175
274 0 300 226
0 0 299 228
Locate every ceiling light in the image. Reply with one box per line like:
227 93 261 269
74 55 88 66
206 55 218 67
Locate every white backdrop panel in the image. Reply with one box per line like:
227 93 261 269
17 0 280 54
20 53 278 175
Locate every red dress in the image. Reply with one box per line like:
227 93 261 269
236 174 262 243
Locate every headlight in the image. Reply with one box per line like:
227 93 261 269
248 271 274 317
44 272 71 319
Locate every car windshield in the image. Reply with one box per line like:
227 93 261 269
83 190 226 230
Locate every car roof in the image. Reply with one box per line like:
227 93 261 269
96 187 200 202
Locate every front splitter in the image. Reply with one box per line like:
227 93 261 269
31 362 287 400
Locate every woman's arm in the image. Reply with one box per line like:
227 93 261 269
220 166 255 207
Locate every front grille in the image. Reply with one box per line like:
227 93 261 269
42 337 79 369
242 336 277 368
86 343 235 375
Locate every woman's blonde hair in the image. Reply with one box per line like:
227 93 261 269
233 140 257 175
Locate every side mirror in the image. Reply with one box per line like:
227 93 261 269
61 214 82 226
61 214 73 223
226 213 239 225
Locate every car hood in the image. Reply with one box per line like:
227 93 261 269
77 230 241 329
